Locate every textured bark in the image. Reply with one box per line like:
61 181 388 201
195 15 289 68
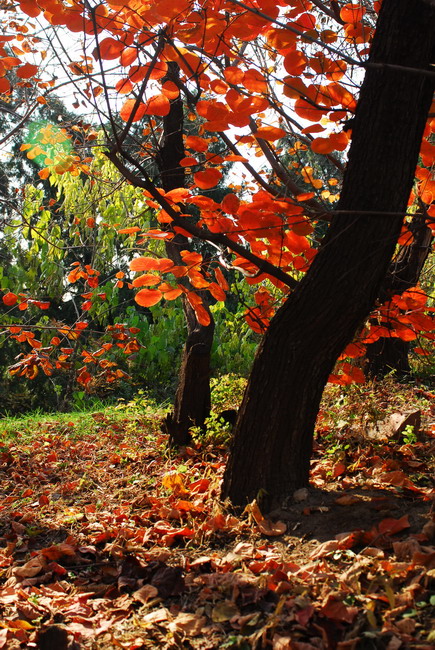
366 217 433 377
221 0 435 508
157 63 214 446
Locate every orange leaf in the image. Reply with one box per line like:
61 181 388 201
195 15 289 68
119 99 147 122
221 193 240 215
0 77 11 94
3 292 17 306
208 282 226 302
143 93 170 117
161 80 179 100
185 135 209 152
162 472 188 496
38 168 50 180
135 288 162 307
159 284 182 300
311 137 335 154
39 543 76 561
16 63 38 79
255 126 286 141
132 273 161 287
257 519 287 536
284 50 307 76
97 37 124 60
295 97 325 122
224 66 244 84
215 267 229 291
321 596 357 623
118 226 141 234
129 61 168 83
19 0 41 17
115 78 133 94
180 156 198 167
378 515 410 536
130 256 173 272
194 168 222 190
243 68 267 93
340 3 366 23
120 46 138 67
186 293 211 326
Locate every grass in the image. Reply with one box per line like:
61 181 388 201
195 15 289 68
0 393 169 442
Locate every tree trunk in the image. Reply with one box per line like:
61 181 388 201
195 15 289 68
366 216 433 377
157 63 215 446
221 0 435 508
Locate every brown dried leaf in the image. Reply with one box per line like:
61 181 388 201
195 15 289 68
310 540 339 559
335 495 362 506
39 543 76 561
132 584 159 605
13 555 46 578
142 607 169 625
212 600 240 623
321 595 358 623
168 612 207 637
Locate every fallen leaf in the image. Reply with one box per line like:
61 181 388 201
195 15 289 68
335 495 362 506
168 612 207 636
321 595 358 623
258 519 287 536
13 555 46 578
133 584 159 604
142 608 169 625
310 540 340 559
39 543 76 561
151 565 185 597
212 600 240 623
378 515 410 536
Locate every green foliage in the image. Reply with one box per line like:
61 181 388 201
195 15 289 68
211 302 257 377
191 410 234 446
117 302 186 400
401 424 418 445
210 374 247 412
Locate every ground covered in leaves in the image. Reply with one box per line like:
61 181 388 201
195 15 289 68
0 381 434 649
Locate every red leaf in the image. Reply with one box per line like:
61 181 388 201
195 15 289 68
194 168 222 189
378 515 410 536
321 596 358 623
19 0 41 17
2 292 17 306
16 63 39 79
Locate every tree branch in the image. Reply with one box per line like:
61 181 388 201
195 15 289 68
104 148 299 289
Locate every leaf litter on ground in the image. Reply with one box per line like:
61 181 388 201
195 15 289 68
0 381 434 649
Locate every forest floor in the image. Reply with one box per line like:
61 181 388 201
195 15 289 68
0 379 434 650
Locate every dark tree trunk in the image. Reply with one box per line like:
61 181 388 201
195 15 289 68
366 217 433 377
221 0 435 508
157 63 215 446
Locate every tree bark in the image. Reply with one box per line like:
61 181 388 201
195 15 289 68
366 216 433 378
221 0 435 508
157 63 215 446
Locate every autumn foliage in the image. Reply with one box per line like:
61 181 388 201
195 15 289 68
0 0 433 388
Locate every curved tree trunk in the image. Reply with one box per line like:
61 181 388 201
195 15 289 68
366 216 433 378
157 63 214 446
222 0 435 508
